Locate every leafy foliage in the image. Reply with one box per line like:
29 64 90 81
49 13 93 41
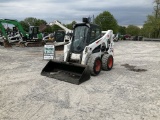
94 11 118 33
141 0 160 38
20 17 47 32
126 25 141 36
65 21 77 30
141 15 155 37
118 26 126 35
19 21 29 32
23 17 47 26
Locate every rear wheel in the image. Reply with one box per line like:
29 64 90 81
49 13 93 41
102 54 113 70
87 56 102 76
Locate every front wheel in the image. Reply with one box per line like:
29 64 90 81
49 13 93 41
87 56 102 76
102 54 114 71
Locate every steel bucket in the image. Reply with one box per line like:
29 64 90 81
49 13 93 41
41 60 90 85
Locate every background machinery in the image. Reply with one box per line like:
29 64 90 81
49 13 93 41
41 18 114 85
48 20 73 42
0 19 44 47
0 22 12 47
43 20 73 50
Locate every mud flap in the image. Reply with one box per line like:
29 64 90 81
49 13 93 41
41 60 91 85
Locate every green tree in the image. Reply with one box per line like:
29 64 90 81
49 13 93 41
20 17 47 32
23 17 37 26
23 17 47 26
118 26 126 35
126 25 141 36
35 19 47 26
154 0 160 18
142 15 160 38
42 25 52 33
51 24 63 31
142 15 155 37
142 0 160 38
19 21 29 32
94 11 118 33
66 21 77 30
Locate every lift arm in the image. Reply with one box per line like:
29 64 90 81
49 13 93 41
0 22 9 40
49 20 73 34
0 19 27 38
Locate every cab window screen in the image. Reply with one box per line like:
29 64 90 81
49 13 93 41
90 27 101 43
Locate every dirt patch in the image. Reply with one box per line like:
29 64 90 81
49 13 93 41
121 64 147 72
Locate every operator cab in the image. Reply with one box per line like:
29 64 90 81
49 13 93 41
29 26 39 40
70 18 101 54
54 30 65 42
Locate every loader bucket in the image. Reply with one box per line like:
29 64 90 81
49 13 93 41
41 60 91 85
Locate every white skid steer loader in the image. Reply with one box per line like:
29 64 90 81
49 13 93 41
41 18 114 85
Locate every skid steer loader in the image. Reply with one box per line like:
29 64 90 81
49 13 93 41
41 18 114 85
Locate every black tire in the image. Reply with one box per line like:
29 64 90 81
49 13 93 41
87 56 102 76
102 54 114 71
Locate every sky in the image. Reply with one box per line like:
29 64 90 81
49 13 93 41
0 0 154 27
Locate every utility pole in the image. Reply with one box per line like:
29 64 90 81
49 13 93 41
92 15 94 23
154 0 160 18
154 0 160 37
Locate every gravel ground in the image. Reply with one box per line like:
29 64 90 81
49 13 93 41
0 41 160 120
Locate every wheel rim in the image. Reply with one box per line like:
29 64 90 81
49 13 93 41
108 57 113 68
95 60 101 72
